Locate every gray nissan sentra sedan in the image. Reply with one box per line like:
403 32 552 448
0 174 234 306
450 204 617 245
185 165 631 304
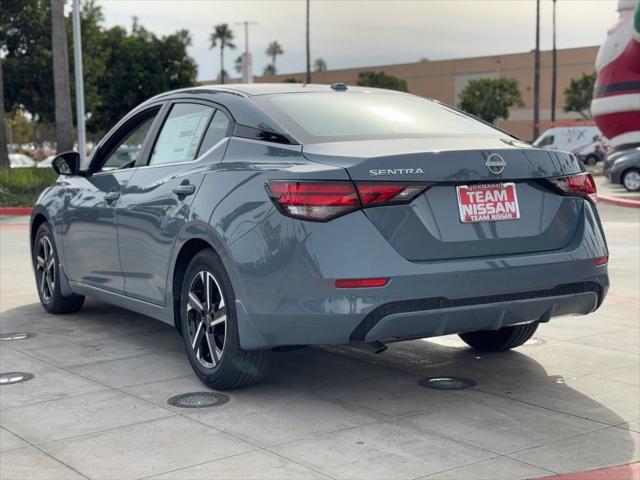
31 84 609 389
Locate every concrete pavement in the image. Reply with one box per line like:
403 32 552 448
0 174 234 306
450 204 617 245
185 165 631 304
0 204 638 480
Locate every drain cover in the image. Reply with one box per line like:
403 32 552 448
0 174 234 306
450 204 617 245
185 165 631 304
419 376 477 390
523 337 546 346
0 332 35 341
167 391 229 409
0 372 34 385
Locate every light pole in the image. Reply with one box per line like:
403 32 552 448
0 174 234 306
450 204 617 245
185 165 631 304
305 0 311 84
533 0 541 140
72 0 86 165
235 21 257 83
551 0 557 124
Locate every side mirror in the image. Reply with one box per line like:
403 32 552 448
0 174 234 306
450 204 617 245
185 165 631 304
51 151 81 176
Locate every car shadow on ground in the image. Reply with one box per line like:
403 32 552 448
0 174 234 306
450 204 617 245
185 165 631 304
1 299 637 475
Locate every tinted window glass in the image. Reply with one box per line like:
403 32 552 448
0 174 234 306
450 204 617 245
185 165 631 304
197 110 230 156
535 135 554 147
100 116 155 172
254 92 502 143
150 103 213 165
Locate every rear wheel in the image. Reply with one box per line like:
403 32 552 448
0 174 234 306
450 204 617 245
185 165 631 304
180 249 269 390
622 169 640 192
584 154 598 166
33 223 85 314
458 322 539 352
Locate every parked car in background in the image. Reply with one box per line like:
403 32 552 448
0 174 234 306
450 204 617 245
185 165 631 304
605 147 640 192
533 126 608 165
30 84 609 390
9 153 36 168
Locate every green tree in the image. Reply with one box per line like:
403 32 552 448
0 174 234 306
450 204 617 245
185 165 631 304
314 58 327 72
357 71 408 92
563 72 596 119
266 41 283 70
234 55 243 74
458 77 524 124
282 77 300 83
209 24 235 84
263 64 276 77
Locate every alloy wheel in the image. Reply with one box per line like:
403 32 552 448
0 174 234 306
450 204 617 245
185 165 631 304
36 236 55 303
623 170 640 191
186 270 227 368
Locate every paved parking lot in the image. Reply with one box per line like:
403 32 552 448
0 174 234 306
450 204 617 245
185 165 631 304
0 204 638 480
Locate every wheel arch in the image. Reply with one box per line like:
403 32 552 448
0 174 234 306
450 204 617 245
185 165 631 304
30 212 49 254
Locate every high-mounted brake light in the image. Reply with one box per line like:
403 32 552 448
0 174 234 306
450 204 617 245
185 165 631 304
547 173 597 202
266 180 428 221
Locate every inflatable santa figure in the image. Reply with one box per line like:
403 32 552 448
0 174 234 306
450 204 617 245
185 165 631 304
591 0 640 150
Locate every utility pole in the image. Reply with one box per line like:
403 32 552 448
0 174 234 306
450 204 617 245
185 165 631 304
551 0 557 124
305 0 311 83
235 21 257 83
72 0 86 165
533 0 541 140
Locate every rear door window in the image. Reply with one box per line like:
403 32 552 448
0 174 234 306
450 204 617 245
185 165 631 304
197 110 230 156
150 103 214 166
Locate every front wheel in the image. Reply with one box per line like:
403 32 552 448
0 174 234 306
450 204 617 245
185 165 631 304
180 249 269 390
458 322 539 352
622 169 640 192
33 223 85 314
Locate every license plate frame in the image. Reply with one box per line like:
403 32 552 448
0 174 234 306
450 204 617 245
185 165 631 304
456 182 520 223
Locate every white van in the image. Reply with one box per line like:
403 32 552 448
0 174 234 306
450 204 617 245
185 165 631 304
533 126 608 164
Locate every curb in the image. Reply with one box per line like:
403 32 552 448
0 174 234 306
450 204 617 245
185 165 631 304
0 207 33 215
597 195 640 208
535 462 639 480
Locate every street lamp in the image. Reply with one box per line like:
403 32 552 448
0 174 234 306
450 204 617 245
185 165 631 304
71 0 86 165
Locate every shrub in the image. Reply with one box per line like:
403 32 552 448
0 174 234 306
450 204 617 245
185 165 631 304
0 168 57 207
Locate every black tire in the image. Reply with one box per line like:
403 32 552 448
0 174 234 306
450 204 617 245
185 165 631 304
622 168 640 192
584 154 598 166
33 223 85 314
179 249 269 390
458 322 539 352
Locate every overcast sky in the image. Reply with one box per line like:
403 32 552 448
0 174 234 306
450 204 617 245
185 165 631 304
95 0 619 81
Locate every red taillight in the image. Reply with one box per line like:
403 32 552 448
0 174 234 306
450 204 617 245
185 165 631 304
266 180 427 221
547 173 597 202
335 277 389 288
593 255 608 266
265 181 359 221
356 183 427 207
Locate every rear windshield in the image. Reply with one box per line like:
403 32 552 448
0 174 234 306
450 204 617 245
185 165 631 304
253 91 502 143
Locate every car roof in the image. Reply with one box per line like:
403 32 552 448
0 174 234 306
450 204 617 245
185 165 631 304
164 83 403 97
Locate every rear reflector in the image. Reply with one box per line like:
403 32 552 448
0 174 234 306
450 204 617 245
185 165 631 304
592 256 608 266
266 180 428 221
547 173 597 202
335 278 389 288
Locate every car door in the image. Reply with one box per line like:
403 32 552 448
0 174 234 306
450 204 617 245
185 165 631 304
116 101 231 305
62 106 163 293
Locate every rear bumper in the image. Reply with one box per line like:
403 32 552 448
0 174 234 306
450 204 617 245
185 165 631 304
227 202 609 350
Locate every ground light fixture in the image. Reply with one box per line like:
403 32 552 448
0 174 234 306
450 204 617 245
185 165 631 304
167 392 230 408
0 332 35 341
0 372 35 385
419 376 477 390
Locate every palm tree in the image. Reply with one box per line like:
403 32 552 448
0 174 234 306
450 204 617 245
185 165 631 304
210 24 236 84
51 0 74 152
266 41 284 68
314 58 326 72
263 64 277 77
0 58 9 169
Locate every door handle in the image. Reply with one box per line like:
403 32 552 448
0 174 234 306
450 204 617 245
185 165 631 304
173 183 196 197
104 191 121 204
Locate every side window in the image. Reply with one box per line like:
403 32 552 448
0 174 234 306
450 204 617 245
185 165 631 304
150 103 214 166
197 110 230 156
537 135 554 147
99 115 156 172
